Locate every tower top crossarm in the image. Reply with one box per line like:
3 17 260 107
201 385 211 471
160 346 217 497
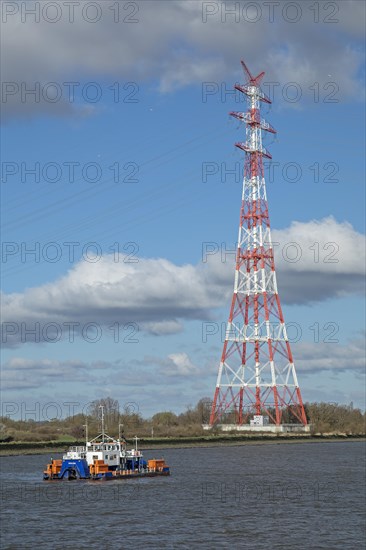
234 60 271 103
231 59 275 159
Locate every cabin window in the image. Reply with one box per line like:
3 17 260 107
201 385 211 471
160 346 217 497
105 455 108 459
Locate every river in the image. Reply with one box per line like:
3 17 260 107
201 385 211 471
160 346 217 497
1 441 365 549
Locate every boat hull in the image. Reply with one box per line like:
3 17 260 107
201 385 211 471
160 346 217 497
44 470 170 481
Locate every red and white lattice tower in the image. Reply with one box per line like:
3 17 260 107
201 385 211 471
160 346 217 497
209 61 307 429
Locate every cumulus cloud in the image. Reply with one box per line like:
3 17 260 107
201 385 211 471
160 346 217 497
202 216 366 304
293 335 366 374
1 0 364 119
141 321 184 336
2 334 364 400
158 352 200 377
0 357 108 390
1 217 364 347
0 351 201 392
1 255 219 329
272 217 366 304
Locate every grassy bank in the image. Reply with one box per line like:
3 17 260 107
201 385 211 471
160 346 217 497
0 433 365 456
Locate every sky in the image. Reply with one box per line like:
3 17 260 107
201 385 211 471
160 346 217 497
1 0 365 421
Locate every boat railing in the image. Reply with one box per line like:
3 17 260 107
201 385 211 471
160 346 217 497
68 446 86 453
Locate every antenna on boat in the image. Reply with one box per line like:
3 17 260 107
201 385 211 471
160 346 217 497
119 423 124 441
83 422 88 446
99 405 105 443
134 435 139 452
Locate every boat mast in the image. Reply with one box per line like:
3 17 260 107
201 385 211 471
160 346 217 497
119 423 124 442
100 405 105 443
83 422 88 446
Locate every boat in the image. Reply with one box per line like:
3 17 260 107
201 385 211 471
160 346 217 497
43 407 170 481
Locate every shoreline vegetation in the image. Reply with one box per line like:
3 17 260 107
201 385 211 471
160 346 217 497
1 434 365 456
1 397 365 456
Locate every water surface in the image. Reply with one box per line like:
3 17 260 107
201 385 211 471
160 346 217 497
1 441 365 549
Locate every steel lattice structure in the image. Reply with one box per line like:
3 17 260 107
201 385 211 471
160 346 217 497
209 61 307 428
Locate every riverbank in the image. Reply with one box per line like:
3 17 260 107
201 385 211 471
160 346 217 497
0 433 364 456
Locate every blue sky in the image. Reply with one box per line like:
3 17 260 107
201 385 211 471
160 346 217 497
1 0 365 420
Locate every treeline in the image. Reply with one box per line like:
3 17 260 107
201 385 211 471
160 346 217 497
305 402 365 434
0 398 365 443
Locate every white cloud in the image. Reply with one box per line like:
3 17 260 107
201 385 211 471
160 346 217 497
0 351 201 393
141 320 183 336
203 216 366 304
272 217 366 303
1 218 364 346
160 352 200 376
293 335 366 374
0 357 108 390
2 335 364 405
273 217 365 274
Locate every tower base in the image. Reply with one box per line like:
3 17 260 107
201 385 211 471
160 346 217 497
203 424 311 433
